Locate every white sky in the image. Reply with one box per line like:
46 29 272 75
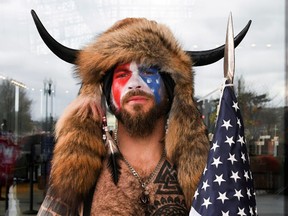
0 0 285 120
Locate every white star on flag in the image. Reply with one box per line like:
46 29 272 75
201 180 210 191
237 118 242 128
201 197 212 209
217 192 229 204
234 189 244 201
232 101 240 112
211 156 223 168
237 207 246 216
247 188 252 199
225 136 235 146
211 141 220 152
227 153 238 164
221 119 233 130
214 174 226 186
203 166 208 175
193 189 199 199
244 171 250 181
249 206 254 215
230 171 241 182
237 135 245 146
241 152 247 163
222 211 230 216
190 80 257 216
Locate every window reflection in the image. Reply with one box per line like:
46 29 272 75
0 0 285 215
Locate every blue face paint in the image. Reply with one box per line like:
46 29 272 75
138 66 164 104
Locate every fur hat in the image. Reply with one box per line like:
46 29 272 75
75 17 210 207
31 10 251 212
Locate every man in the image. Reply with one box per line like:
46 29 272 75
91 61 189 215
31 11 250 215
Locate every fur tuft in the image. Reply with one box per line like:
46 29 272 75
165 81 209 207
50 86 106 211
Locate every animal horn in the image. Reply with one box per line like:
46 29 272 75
187 20 252 66
31 10 79 64
31 9 251 67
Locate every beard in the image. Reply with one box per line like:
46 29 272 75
111 90 169 137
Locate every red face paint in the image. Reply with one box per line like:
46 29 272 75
111 63 132 109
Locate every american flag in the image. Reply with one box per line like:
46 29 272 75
190 82 257 216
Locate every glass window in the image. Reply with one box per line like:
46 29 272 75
0 0 285 215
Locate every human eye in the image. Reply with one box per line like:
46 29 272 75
140 67 159 76
142 70 154 75
115 70 130 78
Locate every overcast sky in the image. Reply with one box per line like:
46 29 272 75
0 0 285 120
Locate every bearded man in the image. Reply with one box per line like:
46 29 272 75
31 11 250 215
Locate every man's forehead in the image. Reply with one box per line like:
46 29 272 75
114 62 131 71
114 62 159 73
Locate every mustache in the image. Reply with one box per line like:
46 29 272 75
122 90 154 103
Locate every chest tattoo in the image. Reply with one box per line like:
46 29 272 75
91 159 188 215
145 160 188 216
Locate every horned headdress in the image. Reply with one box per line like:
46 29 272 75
31 10 251 212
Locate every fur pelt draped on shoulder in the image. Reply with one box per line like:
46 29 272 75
50 85 106 211
50 17 209 211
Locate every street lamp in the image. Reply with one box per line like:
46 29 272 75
43 79 55 132
0 75 27 141
10 79 27 142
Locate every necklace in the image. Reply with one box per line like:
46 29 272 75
122 149 166 205
114 128 166 205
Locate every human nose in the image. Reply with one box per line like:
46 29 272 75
127 74 143 90
128 85 141 90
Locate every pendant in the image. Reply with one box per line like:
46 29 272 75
140 190 149 204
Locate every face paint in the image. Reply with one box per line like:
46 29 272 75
111 61 165 110
138 65 164 104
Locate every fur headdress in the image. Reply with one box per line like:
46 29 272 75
31 10 251 212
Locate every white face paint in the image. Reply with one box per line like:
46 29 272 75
119 62 153 101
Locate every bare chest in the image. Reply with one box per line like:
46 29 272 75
91 159 188 216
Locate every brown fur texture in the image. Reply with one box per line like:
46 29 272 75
91 159 149 215
51 17 209 212
91 159 188 215
51 85 106 212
